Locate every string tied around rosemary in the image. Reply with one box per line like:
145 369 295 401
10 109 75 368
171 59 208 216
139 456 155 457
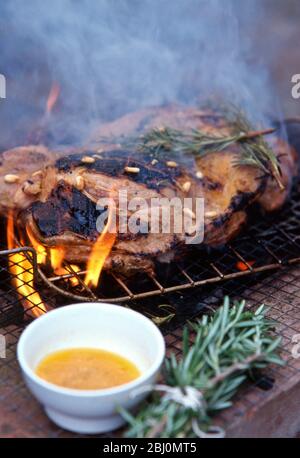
130 384 225 438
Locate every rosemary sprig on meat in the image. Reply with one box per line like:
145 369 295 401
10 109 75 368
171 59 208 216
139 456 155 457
126 110 283 189
121 297 283 438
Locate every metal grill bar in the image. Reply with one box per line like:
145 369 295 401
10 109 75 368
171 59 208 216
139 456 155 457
3 246 300 304
42 226 300 302
1 178 300 305
229 246 254 272
179 267 195 285
257 240 283 264
111 273 134 298
210 262 225 278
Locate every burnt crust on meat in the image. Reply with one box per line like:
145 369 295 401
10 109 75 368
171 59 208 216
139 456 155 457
55 150 184 191
29 182 100 240
0 104 297 278
20 150 190 276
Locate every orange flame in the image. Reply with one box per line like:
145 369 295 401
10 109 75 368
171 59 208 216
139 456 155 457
84 206 116 288
26 224 65 272
236 260 255 272
46 82 60 115
50 247 65 271
7 213 47 318
55 264 81 287
25 219 76 287
7 198 116 315
26 225 47 265
68 265 81 286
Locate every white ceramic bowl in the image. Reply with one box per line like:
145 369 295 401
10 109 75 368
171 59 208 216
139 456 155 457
17 303 165 434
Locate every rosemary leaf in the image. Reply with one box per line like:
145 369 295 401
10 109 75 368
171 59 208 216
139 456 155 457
121 106 283 189
122 296 283 438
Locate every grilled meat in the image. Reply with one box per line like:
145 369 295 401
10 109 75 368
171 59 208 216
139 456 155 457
0 104 297 277
21 150 199 275
91 104 297 213
0 145 55 213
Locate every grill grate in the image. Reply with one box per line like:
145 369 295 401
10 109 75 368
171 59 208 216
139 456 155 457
2 178 300 309
1 176 297 308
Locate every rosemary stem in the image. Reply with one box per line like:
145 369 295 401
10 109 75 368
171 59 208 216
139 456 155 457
122 297 283 439
208 353 263 388
147 416 168 438
240 127 276 140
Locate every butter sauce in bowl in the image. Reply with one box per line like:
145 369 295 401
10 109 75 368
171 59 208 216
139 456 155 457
17 303 165 434
36 347 140 390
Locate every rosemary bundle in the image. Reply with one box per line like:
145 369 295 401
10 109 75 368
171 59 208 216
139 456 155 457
121 297 283 438
124 108 283 189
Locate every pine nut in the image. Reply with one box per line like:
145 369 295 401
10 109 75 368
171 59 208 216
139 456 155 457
183 207 196 219
166 161 178 168
4 174 20 184
32 170 43 177
81 156 95 164
182 181 191 193
205 211 218 218
124 166 140 174
75 176 85 191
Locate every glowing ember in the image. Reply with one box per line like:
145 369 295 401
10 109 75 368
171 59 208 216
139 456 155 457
7 212 47 317
46 82 60 115
236 260 255 272
84 206 116 288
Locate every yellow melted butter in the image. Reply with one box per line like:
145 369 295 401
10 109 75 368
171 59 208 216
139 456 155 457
35 347 140 390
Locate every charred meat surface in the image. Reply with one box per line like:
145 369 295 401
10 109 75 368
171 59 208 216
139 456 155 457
0 105 297 277
21 149 197 276
55 150 184 190
28 182 100 240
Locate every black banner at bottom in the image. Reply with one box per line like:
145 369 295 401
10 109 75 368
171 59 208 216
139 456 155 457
0 437 296 455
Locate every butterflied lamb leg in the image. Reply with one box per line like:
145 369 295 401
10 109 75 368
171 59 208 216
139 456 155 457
0 104 297 278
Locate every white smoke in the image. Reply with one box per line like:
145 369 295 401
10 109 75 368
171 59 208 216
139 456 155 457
0 0 284 145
